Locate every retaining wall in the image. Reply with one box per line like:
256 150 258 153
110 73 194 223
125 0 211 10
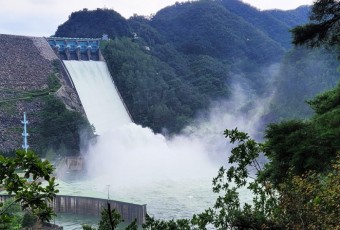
0 194 146 225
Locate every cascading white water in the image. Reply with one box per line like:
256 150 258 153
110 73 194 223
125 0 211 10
63 60 132 135
58 61 274 229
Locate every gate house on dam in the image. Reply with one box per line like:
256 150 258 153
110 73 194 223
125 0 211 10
47 37 102 61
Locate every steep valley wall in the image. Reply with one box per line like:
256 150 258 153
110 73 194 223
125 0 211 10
0 34 83 151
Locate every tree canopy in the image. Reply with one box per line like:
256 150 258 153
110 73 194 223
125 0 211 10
55 8 130 38
0 150 58 226
292 0 340 48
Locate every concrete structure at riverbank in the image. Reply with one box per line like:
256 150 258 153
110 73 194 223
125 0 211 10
0 194 146 224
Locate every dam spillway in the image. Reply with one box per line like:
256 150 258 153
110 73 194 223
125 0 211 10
63 60 132 135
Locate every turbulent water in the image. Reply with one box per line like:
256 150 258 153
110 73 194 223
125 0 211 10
55 177 216 229
63 60 132 135
59 61 270 229
54 177 252 229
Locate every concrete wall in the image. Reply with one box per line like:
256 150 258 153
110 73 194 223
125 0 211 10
0 194 146 225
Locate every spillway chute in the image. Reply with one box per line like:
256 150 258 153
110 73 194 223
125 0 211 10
63 60 132 135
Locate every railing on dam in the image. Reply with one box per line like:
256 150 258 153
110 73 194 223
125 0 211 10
0 194 146 225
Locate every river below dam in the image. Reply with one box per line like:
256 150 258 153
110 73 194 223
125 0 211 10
54 175 252 229
57 60 262 229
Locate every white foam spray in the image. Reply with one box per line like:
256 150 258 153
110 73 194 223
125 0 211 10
62 60 277 219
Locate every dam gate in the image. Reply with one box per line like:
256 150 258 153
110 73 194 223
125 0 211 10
47 37 102 61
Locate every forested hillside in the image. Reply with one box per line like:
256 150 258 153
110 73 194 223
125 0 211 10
221 0 310 49
54 0 339 134
268 48 340 121
55 8 130 38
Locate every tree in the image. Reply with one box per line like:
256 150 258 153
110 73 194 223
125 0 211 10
21 212 37 228
277 155 340 229
195 128 340 229
292 0 340 48
196 128 280 229
140 127 339 229
0 150 58 224
82 207 138 230
143 214 191 230
0 199 22 229
35 96 94 156
98 207 122 230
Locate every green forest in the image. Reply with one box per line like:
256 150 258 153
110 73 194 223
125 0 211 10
54 0 339 134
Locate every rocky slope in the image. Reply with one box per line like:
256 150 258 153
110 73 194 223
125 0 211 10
0 34 82 151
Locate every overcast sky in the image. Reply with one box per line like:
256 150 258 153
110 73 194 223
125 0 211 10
0 0 313 37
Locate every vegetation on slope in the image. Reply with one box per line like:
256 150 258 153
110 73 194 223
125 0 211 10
150 1 285 62
101 37 230 133
268 47 340 121
32 95 93 156
264 82 340 185
49 2 287 132
54 1 334 134
55 8 130 38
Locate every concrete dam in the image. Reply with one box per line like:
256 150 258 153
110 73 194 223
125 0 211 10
0 34 145 224
47 37 133 134
48 37 142 224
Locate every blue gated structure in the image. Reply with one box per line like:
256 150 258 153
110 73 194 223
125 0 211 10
47 37 102 61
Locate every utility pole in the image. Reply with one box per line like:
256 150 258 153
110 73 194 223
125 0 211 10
21 112 29 152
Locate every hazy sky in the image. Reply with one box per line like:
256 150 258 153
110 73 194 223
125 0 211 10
0 0 313 37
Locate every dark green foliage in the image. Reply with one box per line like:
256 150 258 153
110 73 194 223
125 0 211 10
264 85 340 185
143 214 191 230
48 60 62 92
264 120 312 185
98 207 121 230
128 15 165 46
83 207 138 230
124 219 138 230
292 0 340 48
32 96 93 156
55 8 130 38
82 224 96 230
0 199 23 229
151 1 285 63
269 47 340 121
0 150 58 223
101 38 230 133
21 212 37 228
187 55 230 99
220 0 309 49
307 82 340 115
